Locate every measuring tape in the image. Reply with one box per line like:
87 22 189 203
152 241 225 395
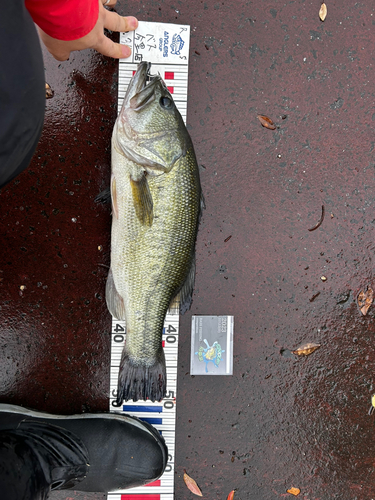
107 21 190 500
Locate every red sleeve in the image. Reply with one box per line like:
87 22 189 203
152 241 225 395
25 0 99 41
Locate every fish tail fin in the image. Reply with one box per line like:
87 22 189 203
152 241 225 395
116 348 166 404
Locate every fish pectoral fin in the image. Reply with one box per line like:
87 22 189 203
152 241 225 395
175 254 196 315
130 173 153 226
105 268 126 320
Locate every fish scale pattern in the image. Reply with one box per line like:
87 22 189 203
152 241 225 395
112 147 200 363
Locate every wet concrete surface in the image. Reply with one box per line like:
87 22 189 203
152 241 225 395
1 0 375 499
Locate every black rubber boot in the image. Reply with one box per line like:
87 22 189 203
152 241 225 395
0 419 89 499
0 404 168 493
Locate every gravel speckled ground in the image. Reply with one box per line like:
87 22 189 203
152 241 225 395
1 1 375 499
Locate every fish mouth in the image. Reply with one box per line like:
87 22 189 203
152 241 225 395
121 61 162 112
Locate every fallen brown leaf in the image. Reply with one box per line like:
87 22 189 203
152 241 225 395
319 3 327 21
357 287 373 316
45 82 54 99
287 486 301 496
257 114 276 130
227 490 236 500
370 394 375 415
292 342 320 356
183 471 203 496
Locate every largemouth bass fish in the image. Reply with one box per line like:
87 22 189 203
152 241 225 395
107 62 203 403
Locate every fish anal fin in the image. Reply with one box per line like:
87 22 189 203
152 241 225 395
105 268 126 320
130 174 153 226
116 348 166 403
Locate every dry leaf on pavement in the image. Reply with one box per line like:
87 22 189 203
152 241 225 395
45 82 54 99
257 114 276 130
357 287 373 316
369 394 375 415
292 342 320 356
287 486 301 495
183 471 203 496
319 3 327 21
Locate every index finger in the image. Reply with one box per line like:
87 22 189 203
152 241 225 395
103 10 138 33
92 32 132 59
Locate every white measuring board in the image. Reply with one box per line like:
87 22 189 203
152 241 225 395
108 21 190 500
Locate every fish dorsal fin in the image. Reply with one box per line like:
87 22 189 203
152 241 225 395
177 255 196 315
106 268 126 320
130 173 153 226
94 187 111 204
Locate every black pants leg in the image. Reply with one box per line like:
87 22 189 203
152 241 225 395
0 0 45 189
0 432 50 500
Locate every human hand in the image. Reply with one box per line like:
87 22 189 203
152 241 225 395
38 0 138 61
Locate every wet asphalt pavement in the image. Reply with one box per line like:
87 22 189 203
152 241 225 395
1 1 375 499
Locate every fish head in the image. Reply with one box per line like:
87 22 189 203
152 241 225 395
114 62 190 175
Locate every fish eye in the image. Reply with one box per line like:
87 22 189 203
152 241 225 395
160 96 173 109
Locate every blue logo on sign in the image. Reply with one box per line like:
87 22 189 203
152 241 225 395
163 31 169 57
170 34 185 55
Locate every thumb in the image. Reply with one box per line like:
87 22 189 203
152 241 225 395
92 34 132 59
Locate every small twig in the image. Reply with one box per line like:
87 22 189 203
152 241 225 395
309 291 321 303
308 205 325 231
